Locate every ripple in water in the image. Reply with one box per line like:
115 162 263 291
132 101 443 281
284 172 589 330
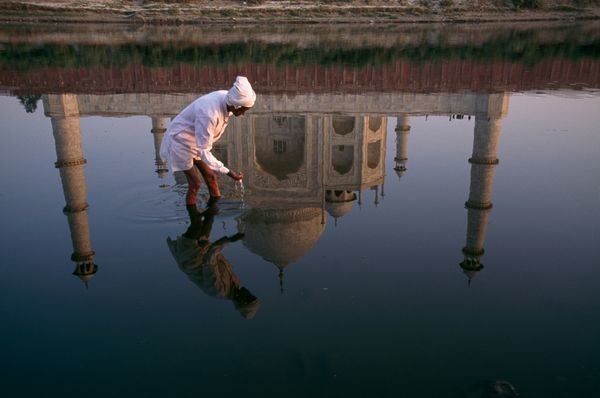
237 180 246 209
116 181 247 224
116 183 190 225
207 180 246 218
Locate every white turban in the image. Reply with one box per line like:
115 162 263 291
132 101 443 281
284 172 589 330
225 76 256 109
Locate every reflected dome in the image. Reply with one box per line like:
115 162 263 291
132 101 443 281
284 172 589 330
325 201 354 219
325 190 356 219
238 207 325 267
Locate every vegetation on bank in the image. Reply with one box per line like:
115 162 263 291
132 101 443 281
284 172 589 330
233 0 600 9
1 28 599 70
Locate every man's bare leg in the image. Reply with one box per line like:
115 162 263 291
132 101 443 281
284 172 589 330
183 167 202 206
193 159 221 198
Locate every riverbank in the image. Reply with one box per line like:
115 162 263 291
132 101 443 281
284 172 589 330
1 0 599 24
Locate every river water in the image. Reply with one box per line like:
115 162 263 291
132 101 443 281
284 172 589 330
1 22 599 398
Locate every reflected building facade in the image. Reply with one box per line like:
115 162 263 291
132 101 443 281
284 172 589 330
221 112 387 288
42 91 508 286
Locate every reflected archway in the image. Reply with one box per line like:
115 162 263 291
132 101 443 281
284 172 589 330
367 141 381 169
332 144 354 175
368 116 382 133
254 116 305 181
332 115 355 136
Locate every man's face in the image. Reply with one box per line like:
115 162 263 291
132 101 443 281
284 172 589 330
232 106 251 117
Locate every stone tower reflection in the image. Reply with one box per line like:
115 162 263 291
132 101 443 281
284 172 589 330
460 94 507 283
394 114 411 179
44 94 98 287
151 117 169 178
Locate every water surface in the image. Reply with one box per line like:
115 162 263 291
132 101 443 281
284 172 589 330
1 22 600 398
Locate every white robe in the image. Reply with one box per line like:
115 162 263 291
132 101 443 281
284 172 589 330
160 90 231 174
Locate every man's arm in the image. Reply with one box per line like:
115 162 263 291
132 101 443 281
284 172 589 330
194 112 230 174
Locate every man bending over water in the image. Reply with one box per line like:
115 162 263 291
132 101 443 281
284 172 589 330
160 76 256 206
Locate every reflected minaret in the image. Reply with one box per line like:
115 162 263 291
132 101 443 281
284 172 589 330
394 115 411 179
44 94 98 287
460 109 503 283
151 117 169 178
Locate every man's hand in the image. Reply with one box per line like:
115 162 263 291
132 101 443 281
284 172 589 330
227 170 244 181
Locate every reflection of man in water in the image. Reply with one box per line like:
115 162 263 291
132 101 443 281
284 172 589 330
159 76 256 206
167 204 260 319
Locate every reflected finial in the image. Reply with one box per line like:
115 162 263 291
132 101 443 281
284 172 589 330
373 186 379 207
278 268 284 295
460 252 484 286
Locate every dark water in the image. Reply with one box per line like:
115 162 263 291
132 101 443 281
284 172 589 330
1 22 600 398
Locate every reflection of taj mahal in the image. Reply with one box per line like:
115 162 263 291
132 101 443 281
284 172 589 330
43 91 508 286
221 112 387 290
